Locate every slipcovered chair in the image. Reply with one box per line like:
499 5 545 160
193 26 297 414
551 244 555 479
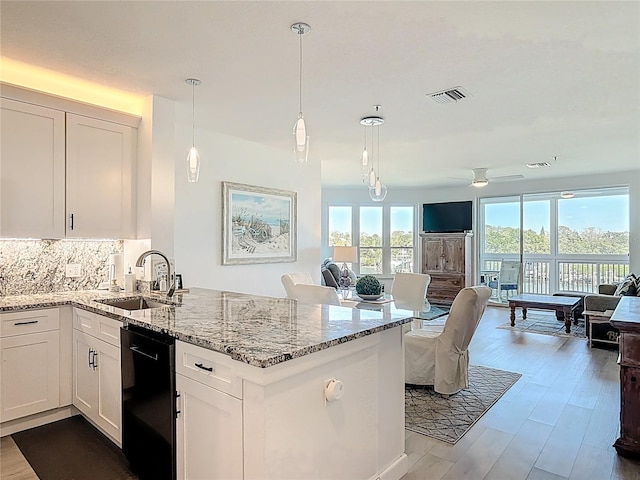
288 284 341 306
281 272 313 298
405 286 492 395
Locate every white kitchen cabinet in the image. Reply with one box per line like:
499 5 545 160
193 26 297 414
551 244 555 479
175 340 243 480
0 98 66 238
72 310 122 445
176 373 243 480
66 113 136 239
0 309 61 422
0 87 138 240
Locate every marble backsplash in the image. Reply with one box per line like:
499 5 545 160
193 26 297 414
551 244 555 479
0 239 123 296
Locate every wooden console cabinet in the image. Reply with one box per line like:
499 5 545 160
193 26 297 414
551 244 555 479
610 297 640 458
420 233 472 304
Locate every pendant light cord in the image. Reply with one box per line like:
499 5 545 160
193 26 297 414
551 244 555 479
299 29 303 114
192 83 196 147
377 124 381 177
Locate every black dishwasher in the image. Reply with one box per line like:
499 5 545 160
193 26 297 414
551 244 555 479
121 325 176 480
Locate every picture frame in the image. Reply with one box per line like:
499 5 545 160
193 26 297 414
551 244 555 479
222 181 297 265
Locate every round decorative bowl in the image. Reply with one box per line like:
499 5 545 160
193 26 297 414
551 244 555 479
358 294 383 301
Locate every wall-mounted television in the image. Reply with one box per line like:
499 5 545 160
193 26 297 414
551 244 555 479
422 201 472 233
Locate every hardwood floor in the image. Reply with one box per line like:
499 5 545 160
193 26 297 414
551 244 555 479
1 306 638 480
403 306 640 480
0 437 37 480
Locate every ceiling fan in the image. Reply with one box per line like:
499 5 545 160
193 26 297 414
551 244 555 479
452 168 524 188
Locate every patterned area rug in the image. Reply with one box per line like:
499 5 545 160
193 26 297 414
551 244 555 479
497 311 586 338
405 365 521 444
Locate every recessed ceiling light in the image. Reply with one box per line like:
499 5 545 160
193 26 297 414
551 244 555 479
560 191 575 199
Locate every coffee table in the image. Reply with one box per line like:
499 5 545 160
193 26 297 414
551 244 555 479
508 294 583 334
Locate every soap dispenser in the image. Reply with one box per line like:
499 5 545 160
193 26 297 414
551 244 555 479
124 267 136 293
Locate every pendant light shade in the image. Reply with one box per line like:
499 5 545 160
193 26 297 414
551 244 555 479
185 78 202 183
186 146 200 182
291 22 311 163
369 178 387 202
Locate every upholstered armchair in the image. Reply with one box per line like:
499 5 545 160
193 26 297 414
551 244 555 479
405 286 492 395
320 259 356 289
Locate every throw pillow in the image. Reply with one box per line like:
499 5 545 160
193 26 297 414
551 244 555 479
614 274 638 296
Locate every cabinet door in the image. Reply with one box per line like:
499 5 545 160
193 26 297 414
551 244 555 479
441 237 464 273
0 331 60 422
94 339 122 444
422 238 443 272
0 98 66 238
66 113 135 238
72 328 122 444
176 373 243 480
72 330 98 418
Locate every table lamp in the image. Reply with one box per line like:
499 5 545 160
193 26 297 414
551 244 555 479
333 246 358 291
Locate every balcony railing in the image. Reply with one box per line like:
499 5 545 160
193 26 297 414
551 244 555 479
481 258 629 300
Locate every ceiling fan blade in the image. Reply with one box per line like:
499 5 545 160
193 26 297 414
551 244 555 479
490 174 524 182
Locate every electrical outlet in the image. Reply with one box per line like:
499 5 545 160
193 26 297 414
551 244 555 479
65 263 82 278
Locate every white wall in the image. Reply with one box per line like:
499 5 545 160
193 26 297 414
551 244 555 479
322 169 640 273
174 105 321 297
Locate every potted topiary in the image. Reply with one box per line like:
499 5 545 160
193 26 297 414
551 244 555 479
355 275 383 300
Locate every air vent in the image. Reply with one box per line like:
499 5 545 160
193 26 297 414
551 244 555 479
526 162 552 169
427 86 471 104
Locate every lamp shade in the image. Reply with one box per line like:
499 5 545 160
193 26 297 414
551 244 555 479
333 246 358 263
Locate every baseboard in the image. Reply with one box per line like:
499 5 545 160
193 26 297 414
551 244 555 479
369 453 408 480
1 405 79 437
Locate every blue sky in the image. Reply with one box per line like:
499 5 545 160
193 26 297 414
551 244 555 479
486 195 629 232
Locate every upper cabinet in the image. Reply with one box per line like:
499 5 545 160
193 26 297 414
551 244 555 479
0 99 66 238
66 114 135 238
1 87 139 240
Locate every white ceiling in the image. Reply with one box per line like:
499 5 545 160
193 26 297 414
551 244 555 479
2 1 639 188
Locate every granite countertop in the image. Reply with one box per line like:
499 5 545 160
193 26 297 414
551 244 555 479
0 288 413 368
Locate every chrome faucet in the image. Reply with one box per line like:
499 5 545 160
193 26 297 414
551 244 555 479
135 250 175 298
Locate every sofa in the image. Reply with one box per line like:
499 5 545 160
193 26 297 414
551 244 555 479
584 273 639 314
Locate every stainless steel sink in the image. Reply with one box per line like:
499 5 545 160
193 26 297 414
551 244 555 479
97 297 171 311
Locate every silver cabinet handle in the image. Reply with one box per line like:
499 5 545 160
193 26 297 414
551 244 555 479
130 345 159 361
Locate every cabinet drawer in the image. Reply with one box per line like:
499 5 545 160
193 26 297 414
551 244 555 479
1 308 60 337
176 341 242 399
73 308 121 347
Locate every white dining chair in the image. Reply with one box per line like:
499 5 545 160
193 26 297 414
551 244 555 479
281 272 314 298
289 284 341 306
404 286 492 395
391 272 431 312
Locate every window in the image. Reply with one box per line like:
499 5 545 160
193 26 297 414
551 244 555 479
328 206 352 246
360 206 383 274
325 204 416 275
390 206 414 273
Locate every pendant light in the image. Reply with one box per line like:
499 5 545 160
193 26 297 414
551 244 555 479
360 110 386 201
361 125 369 168
185 78 202 182
369 121 387 202
291 22 311 163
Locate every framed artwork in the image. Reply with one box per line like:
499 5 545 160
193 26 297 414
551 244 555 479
222 181 297 265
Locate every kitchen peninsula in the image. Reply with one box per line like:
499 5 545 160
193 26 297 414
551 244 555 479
0 288 413 480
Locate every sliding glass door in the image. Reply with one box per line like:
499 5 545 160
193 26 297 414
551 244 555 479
479 188 629 304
